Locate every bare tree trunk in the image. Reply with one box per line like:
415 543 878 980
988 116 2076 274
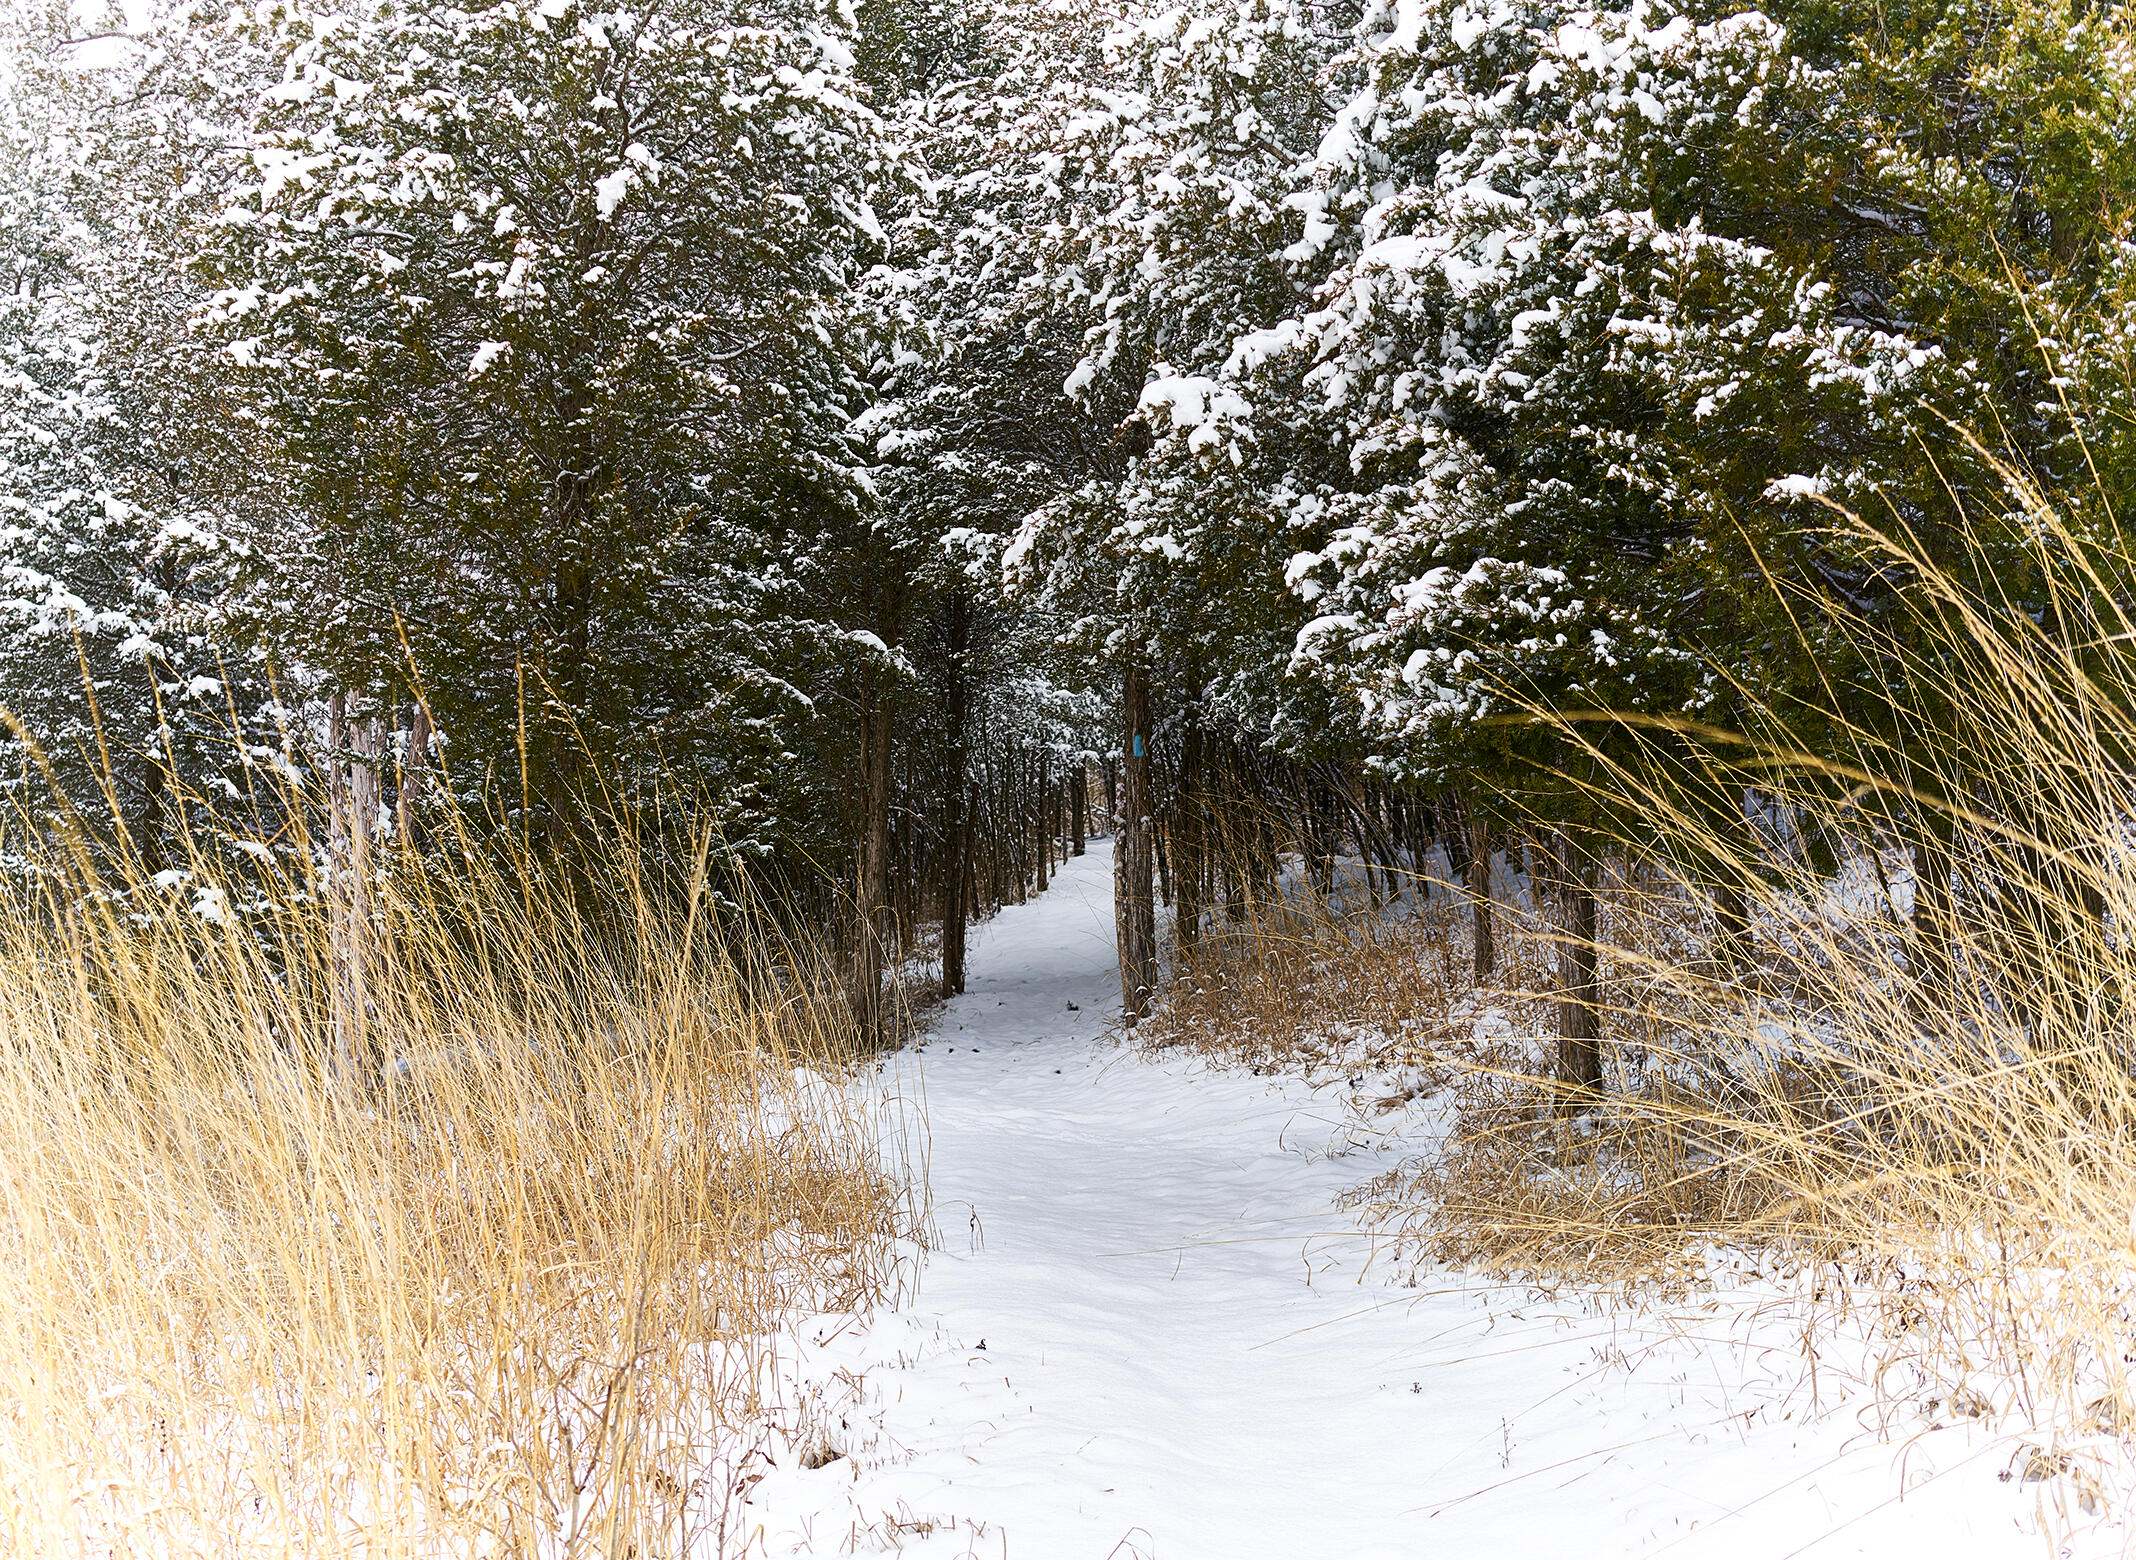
849 674 895 1043
938 803 962 994
1467 815 1496 982
1025 747 1042 893
1175 724 1204 955
1008 750 1027 902
1115 663 1158 1023
1710 878 1751 979
965 779 983 918
1550 830 1602 1103
1911 818 1958 998
327 693 384 1090
1223 752 1250 924
395 699 434 847
939 595 971 999
1072 762 1087 856
1154 809 1172 909
137 749 169 879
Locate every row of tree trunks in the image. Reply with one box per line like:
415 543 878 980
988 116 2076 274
831 587 1102 1019
936 748 1086 932
1106 718 2064 1109
1109 714 1621 1093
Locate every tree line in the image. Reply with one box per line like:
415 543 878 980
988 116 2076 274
3 0 2132 1057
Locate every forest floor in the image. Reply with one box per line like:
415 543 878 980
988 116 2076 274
744 842 2113 1559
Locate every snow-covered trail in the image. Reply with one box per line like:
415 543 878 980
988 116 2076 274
752 840 2085 1559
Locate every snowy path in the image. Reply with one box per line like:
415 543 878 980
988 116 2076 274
751 841 2089 1559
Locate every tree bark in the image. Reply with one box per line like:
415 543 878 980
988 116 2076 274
1911 816 1958 998
1552 830 1603 1103
1154 810 1172 909
849 672 895 1044
1008 749 1026 902
1467 817 1496 982
1175 724 1204 956
1035 748 1051 894
137 748 168 879
1710 878 1751 979
327 693 384 1090
939 595 972 998
1115 663 1158 1022
395 699 434 848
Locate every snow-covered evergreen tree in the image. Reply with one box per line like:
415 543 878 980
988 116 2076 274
0 8 267 872
123 0 891 851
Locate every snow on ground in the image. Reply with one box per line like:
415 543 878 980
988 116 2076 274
743 841 2114 1559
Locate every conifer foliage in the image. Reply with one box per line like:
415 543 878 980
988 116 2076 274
4 0 2134 1048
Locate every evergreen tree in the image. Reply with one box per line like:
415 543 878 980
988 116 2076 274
133 0 888 856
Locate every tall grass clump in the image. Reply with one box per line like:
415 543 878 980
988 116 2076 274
0 766 916 1557
1394 466 2136 1481
1145 856 1554 1076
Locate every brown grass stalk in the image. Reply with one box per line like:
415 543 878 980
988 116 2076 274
0 754 916 1556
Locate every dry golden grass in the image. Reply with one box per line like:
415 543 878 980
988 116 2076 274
1153 471 2136 1483
1445 478 2136 1453
1147 870 1556 1073
0 802 916 1557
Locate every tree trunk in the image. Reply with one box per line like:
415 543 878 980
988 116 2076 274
1072 764 1087 856
1710 878 1751 979
939 595 971 999
137 748 168 879
1911 816 1958 998
1467 818 1496 982
1008 749 1027 902
1035 749 1051 894
1115 663 1158 1022
396 699 434 847
1303 771 1336 900
849 673 895 1044
1551 830 1603 1102
1175 724 1204 956
326 693 384 1090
